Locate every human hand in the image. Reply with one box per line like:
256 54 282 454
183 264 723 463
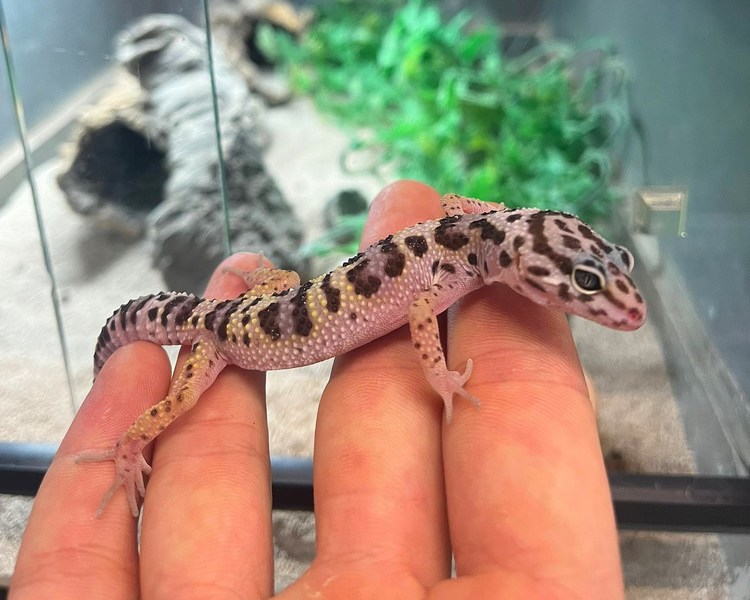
11 180 623 599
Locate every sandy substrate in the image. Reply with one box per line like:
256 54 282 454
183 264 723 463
0 98 734 596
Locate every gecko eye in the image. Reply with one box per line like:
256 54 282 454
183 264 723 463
572 265 605 294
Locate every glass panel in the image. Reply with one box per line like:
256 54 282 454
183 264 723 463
544 0 750 479
0 0 224 428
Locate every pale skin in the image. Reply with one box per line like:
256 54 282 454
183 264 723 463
11 181 624 599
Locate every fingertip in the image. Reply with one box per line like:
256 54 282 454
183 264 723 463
361 180 443 247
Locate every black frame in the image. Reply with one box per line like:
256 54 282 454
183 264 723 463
2 443 749 533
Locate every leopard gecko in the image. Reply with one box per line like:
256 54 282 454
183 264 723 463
76 193 647 517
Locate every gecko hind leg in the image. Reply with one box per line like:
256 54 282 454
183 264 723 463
408 287 480 423
441 193 506 217
75 337 227 517
224 255 300 296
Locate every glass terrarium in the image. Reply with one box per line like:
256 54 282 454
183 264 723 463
0 0 748 597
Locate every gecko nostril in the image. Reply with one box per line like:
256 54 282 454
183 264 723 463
628 308 642 321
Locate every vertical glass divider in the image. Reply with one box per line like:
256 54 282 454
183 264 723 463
202 0 232 257
0 1 75 409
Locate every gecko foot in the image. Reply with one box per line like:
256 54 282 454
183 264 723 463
428 359 481 424
75 437 152 517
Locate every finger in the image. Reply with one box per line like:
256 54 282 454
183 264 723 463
441 285 623 596
283 181 450 598
11 341 171 599
140 253 273 599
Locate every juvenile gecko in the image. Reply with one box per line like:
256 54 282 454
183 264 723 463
77 193 647 516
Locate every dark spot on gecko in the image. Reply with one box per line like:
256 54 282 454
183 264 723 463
526 212 573 275
589 308 608 317
258 302 282 340
217 300 242 341
506 213 523 223
186 364 193 370
165 406 171 413
109 319 116 332
434 221 469 250
160 296 186 326
119 299 135 329
242 314 251 326
346 258 382 297
156 292 170 301
440 263 456 274
483 259 489 273
186 372 193 379
590 245 604 259
620 251 632 269
249 297 262 307
414 342 421 349
577 294 595 303
562 235 581 250
243 333 250 345
577 224 596 240
321 273 341 313
467 252 478 266
513 236 525 251
271 288 291 298
208 359 214 368
147 307 159 321
405 235 428 257
379 235 397 254
291 281 314 336
417 324 424 330
384 251 406 277
468 218 505 244
174 297 200 326
426 317 433 323
597 240 613 254
422 353 429 360
603 290 627 310
141 434 148 440
527 266 550 277
635 292 644 304
204 310 217 331
615 279 630 294
150 408 158 416
499 250 512 268
99 327 110 344
432 260 440 275
524 278 547 293
342 251 365 268
554 218 573 233
350 312 357 320
558 283 572 301
607 262 619 275
129 296 152 325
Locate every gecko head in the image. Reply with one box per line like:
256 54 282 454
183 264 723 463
509 211 647 331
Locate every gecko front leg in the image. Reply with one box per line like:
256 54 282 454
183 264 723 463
409 285 480 423
76 337 227 516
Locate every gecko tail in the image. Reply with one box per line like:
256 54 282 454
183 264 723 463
93 292 203 379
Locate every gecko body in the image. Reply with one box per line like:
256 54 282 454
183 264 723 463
79 194 646 516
